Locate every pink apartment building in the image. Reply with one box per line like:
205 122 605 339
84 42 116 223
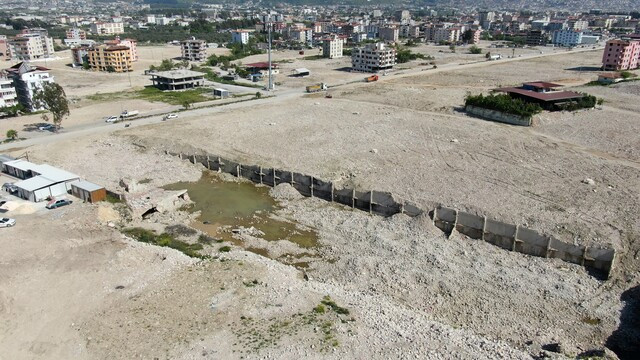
602 39 640 71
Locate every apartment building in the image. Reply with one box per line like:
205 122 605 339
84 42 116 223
66 28 86 40
8 33 55 61
87 45 133 72
0 72 17 108
602 39 640 71
379 26 399 43
351 42 397 72
105 37 138 61
5 62 54 111
526 30 548 46
322 36 343 59
231 30 250 45
90 21 125 35
433 27 461 43
552 30 583 47
181 38 207 61
0 35 10 60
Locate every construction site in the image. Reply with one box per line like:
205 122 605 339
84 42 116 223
0 45 639 360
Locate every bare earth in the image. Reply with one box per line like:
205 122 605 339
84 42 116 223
0 47 638 359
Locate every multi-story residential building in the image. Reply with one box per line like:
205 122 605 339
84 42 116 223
0 35 10 60
90 21 124 35
71 45 91 66
395 10 411 24
8 33 55 61
372 10 383 18
479 11 495 29
568 19 589 31
5 62 55 111
146 15 156 24
87 45 133 72
231 30 250 45
322 36 343 59
105 37 138 61
400 25 420 38
0 72 18 108
379 26 399 43
547 21 567 32
181 38 207 61
66 28 86 40
526 30 548 46
351 42 396 72
602 39 640 71
433 27 461 43
552 30 583 47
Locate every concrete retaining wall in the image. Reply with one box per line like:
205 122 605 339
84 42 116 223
466 105 533 126
168 150 616 277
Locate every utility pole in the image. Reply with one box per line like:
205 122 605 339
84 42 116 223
267 18 273 92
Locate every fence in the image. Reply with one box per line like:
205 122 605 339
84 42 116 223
465 105 533 126
169 150 616 277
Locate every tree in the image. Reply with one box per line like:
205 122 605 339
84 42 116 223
469 45 482 54
181 99 192 110
33 82 70 131
6 129 17 140
449 44 456 53
255 92 262 99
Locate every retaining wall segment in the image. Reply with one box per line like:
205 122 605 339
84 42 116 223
169 150 616 277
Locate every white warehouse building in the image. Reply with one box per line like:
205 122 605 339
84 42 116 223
2 160 80 202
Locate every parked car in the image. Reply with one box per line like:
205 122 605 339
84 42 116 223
163 113 178 121
46 199 73 209
0 218 16 228
39 124 54 131
105 116 119 123
2 183 17 194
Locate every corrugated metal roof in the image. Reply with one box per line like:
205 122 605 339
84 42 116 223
32 164 79 182
3 159 38 172
71 180 104 192
14 176 56 192
495 87 584 102
0 154 15 164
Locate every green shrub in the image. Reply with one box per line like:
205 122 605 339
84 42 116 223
219 246 231 252
465 93 543 117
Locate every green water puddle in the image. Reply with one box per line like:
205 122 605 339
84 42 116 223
163 171 318 258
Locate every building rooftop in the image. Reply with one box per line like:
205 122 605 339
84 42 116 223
522 81 563 89
72 180 104 192
244 62 279 69
3 159 38 172
32 164 79 182
150 69 206 79
495 87 584 102
14 176 57 192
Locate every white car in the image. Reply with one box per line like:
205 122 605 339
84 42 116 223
105 116 119 123
0 217 16 228
163 113 178 120
39 124 54 131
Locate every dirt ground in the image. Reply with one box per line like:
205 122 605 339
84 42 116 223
0 47 638 359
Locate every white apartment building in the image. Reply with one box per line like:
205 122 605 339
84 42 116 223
146 15 156 24
552 30 583 47
0 74 17 108
322 36 343 59
231 30 250 45
8 33 55 60
90 21 124 35
6 62 54 111
351 42 397 72
181 38 207 61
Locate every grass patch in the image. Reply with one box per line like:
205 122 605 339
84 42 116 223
198 234 216 244
138 178 152 184
321 296 350 315
313 304 326 314
122 227 205 258
136 86 210 105
219 245 231 252
104 193 123 204
581 316 601 325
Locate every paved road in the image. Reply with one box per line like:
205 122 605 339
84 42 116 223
0 46 603 153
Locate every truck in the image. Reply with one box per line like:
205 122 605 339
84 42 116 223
306 83 328 93
488 54 502 61
120 110 139 118
365 75 379 82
